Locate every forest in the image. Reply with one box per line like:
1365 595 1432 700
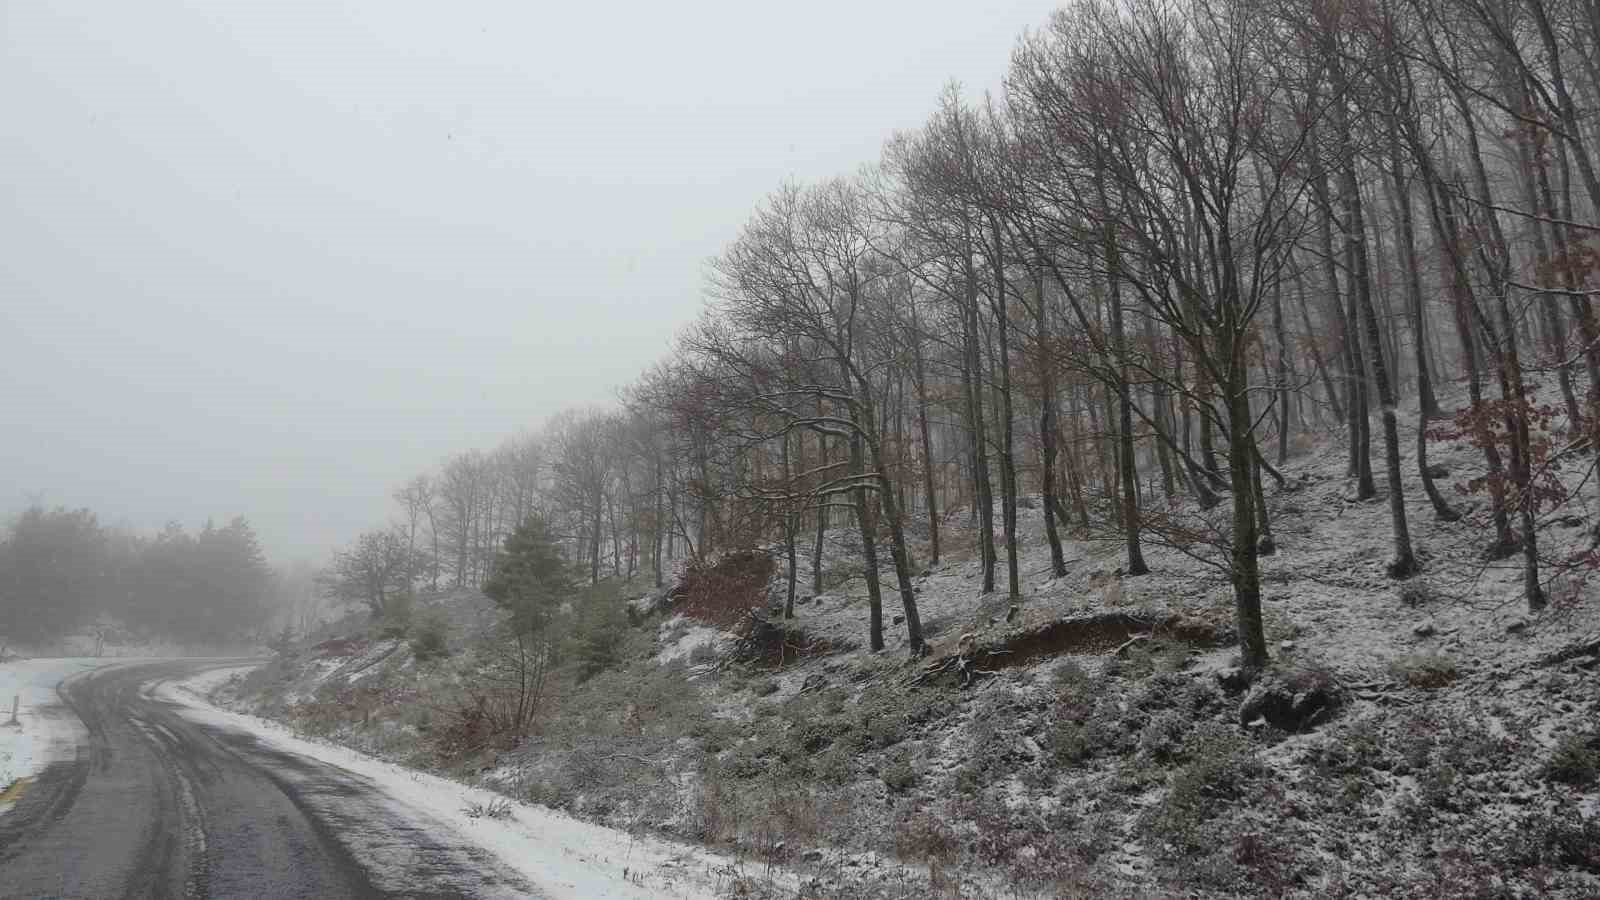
325 0 1600 673
0 506 277 649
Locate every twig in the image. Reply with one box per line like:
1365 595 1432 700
1112 634 1150 657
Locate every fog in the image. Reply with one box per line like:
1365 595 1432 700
1 1 1049 565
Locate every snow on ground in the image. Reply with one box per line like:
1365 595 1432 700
776 385 1600 679
150 667 753 899
653 615 730 666
0 658 110 809
166 663 260 704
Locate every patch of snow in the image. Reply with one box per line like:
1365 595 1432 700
0 658 122 808
653 616 730 666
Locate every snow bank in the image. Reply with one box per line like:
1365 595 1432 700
150 669 741 899
0 658 105 808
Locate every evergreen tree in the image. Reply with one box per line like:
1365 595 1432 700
482 514 572 635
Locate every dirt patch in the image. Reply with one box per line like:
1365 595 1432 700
915 611 1231 687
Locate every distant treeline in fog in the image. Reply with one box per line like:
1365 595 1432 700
0 505 276 648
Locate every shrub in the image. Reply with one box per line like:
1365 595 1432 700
1305 716 1386 779
409 614 449 661
1543 733 1600 788
881 754 919 794
1139 711 1191 764
570 589 630 681
1389 652 1459 690
1054 660 1097 715
1050 707 1125 767
1505 801 1600 872
463 797 514 819
378 591 414 638
812 745 854 786
867 711 908 749
1144 723 1264 851
268 625 297 657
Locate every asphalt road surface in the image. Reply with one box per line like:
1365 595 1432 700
0 660 541 899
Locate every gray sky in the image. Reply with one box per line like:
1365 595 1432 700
2 0 1052 566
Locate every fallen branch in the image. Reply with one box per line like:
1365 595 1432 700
1352 690 1417 707
1113 634 1150 657
1540 636 1600 667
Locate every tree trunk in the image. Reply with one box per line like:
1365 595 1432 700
1292 252 1344 423
1225 329 1268 670
1340 150 1416 577
1034 267 1067 577
963 261 998 594
849 426 885 651
783 432 798 619
812 402 828 595
990 218 1023 600
910 300 941 566
1105 228 1149 576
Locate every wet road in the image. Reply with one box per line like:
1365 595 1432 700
0 660 540 899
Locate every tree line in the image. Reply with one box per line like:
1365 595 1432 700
329 0 1600 669
0 505 278 648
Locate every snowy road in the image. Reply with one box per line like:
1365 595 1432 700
0 660 726 899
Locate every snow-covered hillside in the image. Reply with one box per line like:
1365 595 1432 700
229 389 1600 898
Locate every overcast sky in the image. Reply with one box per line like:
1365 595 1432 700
1 1 1053 566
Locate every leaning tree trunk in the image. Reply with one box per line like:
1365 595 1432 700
1540 139 1600 442
1339 143 1416 578
1418 152 1517 555
1252 450 1275 556
1291 252 1344 424
853 388 928 655
1455 84 1546 608
1389 146 1459 523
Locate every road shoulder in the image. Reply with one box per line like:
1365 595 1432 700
151 666 748 900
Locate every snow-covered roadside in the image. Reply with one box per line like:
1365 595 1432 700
150 668 756 900
164 663 258 704
0 658 105 809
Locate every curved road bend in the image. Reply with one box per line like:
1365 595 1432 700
0 660 541 899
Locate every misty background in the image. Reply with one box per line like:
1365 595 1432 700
1 1 1050 567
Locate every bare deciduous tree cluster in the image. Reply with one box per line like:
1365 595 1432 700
334 0 1600 669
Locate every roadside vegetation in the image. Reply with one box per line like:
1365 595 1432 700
204 0 1600 894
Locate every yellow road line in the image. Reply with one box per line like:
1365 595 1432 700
0 775 34 806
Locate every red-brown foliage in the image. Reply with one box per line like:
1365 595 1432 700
311 637 368 658
671 550 776 627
